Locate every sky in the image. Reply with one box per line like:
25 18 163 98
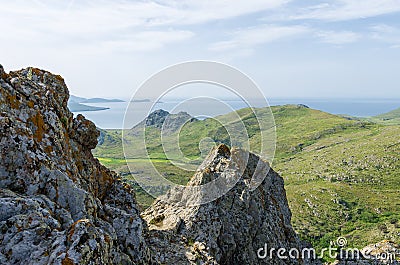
0 0 400 99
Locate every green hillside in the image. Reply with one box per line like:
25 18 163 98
371 107 400 125
93 105 400 257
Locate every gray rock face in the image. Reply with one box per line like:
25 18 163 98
143 145 321 265
0 66 149 264
1 64 324 265
144 109 169 128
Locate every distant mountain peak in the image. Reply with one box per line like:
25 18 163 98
145 109 170 128
141 109 197 132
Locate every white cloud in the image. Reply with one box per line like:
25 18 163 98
209 24 309 51
370 24 400 46
1 0 400 100
0 0 290 33
0 0 291 53
315 30 360 44
152 0 290 25
292 0 400 21
3 0 399 54
97 30 195 53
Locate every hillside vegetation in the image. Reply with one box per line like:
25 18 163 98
370 107 400 125
93 105 400 254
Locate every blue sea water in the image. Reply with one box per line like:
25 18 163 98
73 98 400 129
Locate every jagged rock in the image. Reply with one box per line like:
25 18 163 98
0 66 149 264
72 114 100 149
144 109 169 128
143 144 321 265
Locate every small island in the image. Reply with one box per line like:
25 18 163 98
82 98 125 103
131 99 151 103
68 95 124 112
68 102 110 112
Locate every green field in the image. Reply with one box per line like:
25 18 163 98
93 104 400 259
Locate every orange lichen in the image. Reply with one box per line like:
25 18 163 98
62 131 70 151
44 145 53 154
75 159 84 172
27 101 34 108
28 112 45 142
67 219 91 242
31 68 46 83
55 74 65 83
104 234 111 243
6 94 20 109
31 68 43 77
1 71 9 80
61 256 74 265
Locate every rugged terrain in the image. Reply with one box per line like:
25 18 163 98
0 65 328 264
95 106 400 262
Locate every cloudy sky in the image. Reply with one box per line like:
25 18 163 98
1 0 400 99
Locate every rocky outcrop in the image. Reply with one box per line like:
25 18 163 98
143 144 320 265
1 64 323 264
0 65 149 264
144 109 169 128
132 109 197 134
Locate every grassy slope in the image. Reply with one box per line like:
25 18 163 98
93 105 400 255
277 125 400 249
370 107 400 125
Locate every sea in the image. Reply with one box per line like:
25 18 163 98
73 98 400 129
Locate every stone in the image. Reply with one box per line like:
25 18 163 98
0 66 149 264
143 144 321 265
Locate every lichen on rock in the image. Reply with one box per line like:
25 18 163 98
0 65 149 264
